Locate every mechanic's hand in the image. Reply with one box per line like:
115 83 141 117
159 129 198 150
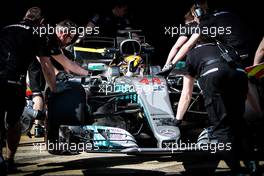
157 63 175 76
162 64 170 71
173 119 182 126
159 118 182 127
55 80 72 94
162 63 175 71
56 71 74 81
20 107 35 134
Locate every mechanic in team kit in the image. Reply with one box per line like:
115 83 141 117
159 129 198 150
27 19 89 138
0 7 56 173
86 0 132 38
162 10 198 71
174 34 249 174
0 7 89 173
162 0 253 74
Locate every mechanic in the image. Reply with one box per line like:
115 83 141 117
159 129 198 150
85 0 132 38
27 19 89 138
45 20 89 79
0 7 57 173
41 19 89 77
0 8 89 173
174 35 249 174
162 10 198 71
167 0 254 70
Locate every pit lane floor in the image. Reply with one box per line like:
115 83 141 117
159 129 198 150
3 134 264 176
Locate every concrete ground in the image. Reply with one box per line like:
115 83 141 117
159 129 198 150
2 134 264 176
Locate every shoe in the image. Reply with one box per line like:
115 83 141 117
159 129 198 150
244 160 259 176
5 158 16 173
0 155 7 176
34 125 45 138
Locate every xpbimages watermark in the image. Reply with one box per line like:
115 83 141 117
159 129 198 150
164 24 231 37
33 24 100 37
98 82 166 95
163 140 232 154
32 140 99 153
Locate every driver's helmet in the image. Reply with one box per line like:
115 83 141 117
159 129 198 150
124 55 142 68
119 55 143 76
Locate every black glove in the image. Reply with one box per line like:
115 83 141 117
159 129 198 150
159 118 182 127
20 107 34 134
55 80 72 94
53 72 74 94
173 119 182 126
56 71 74 81
157 63 175 76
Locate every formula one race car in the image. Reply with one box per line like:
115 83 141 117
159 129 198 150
21 33 264 158
43 33 183 155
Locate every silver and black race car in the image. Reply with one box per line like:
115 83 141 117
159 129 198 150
22 33 264 159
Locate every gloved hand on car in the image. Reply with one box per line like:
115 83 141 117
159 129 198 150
55 80 72 94
157 63 175 76
158 118 182 127
56 71 74 82
52 71 73 94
